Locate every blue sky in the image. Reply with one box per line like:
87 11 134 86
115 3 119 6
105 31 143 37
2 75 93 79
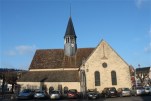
0 0 151 70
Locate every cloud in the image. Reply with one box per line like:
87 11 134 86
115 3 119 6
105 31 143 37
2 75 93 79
7 50 16 56
135 0 149 8
144 27 151 53
6 45 37 56
135 0 143 7
144 42 151 53
15 45 36 55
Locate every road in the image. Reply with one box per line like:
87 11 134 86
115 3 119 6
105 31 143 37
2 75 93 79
1 96 151 101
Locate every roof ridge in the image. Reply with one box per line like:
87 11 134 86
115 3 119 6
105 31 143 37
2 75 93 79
36 49 64 51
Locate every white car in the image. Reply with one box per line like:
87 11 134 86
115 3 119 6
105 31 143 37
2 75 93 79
34 90 49 99
136 87 145 95
50 90 61 99
144 87 150 95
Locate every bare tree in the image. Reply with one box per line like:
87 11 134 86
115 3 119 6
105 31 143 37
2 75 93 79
5 71 17 93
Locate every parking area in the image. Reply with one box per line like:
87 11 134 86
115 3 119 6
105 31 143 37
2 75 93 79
1 94 151 101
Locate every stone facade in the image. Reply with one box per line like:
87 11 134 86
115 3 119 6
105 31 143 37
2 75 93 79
17 82 80 92
82 40 132 92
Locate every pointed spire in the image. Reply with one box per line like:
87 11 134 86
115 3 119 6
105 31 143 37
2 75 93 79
64 17 77 38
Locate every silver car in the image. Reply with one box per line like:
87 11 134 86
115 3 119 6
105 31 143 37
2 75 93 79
117 88 131 97
50 90 61 99
34 90 49 99
131 86 145 96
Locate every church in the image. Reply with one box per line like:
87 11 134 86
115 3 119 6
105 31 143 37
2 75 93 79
17 16 132 93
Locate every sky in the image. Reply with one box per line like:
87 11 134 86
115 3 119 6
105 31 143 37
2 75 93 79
0 0 151 70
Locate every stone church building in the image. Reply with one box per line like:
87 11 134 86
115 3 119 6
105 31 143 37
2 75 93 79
17 17 132 93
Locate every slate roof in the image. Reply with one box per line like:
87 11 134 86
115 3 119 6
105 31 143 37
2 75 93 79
64 17 76 38
17 70 80 82
29 48 94 69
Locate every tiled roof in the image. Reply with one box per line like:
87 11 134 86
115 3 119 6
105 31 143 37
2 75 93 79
17 70 80 82
29 48 94 69
136 67 150 73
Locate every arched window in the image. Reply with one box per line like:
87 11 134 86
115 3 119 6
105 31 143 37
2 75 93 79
111 71 117 85
95 71 100 86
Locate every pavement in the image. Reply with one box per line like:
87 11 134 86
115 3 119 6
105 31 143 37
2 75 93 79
0 95 151 101
0 94 14 101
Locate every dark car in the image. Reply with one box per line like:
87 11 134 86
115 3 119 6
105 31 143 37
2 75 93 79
117 88 131 97
102 87 118 98
87 89 99 99
17 89 35 100
34 90 49 99
67 89 78 99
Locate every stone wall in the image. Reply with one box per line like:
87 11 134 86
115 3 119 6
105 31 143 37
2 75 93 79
83 40 132 92
17 82 80 93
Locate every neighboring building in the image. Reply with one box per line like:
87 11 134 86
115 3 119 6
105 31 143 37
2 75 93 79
0 79 2 92
129 65 135 87
17 17 132 93
136 67 151 86
0 79 2 86
149 66 151 79
0 68 27 93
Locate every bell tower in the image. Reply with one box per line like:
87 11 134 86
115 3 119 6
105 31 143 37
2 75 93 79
64 17 77 56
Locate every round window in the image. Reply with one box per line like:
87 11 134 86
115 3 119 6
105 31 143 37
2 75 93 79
102 62 107 68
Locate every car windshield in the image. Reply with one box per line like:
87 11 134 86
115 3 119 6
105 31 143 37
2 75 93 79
88 89 95 92
136 87 144 89
52 91 59 94
145 88 150 90
22 89 31 93
69 89 77 93
109 88 116 91
123 88 130 91
35 91 44 93
88 92 96 94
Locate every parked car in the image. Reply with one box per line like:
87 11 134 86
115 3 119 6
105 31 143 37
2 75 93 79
17 89 35 100
117 88 131 97
87 89 99 99
67 89 78 99
149 86 151 95
102 87 118 98
131 86 145 96
50 90 61 100
144 86 150 95
34 90 49 99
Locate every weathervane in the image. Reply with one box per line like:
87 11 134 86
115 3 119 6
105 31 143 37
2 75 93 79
70 2 72 17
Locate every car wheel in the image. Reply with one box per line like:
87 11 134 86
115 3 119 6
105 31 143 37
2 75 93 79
105 94 108 98
130 94 132 97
